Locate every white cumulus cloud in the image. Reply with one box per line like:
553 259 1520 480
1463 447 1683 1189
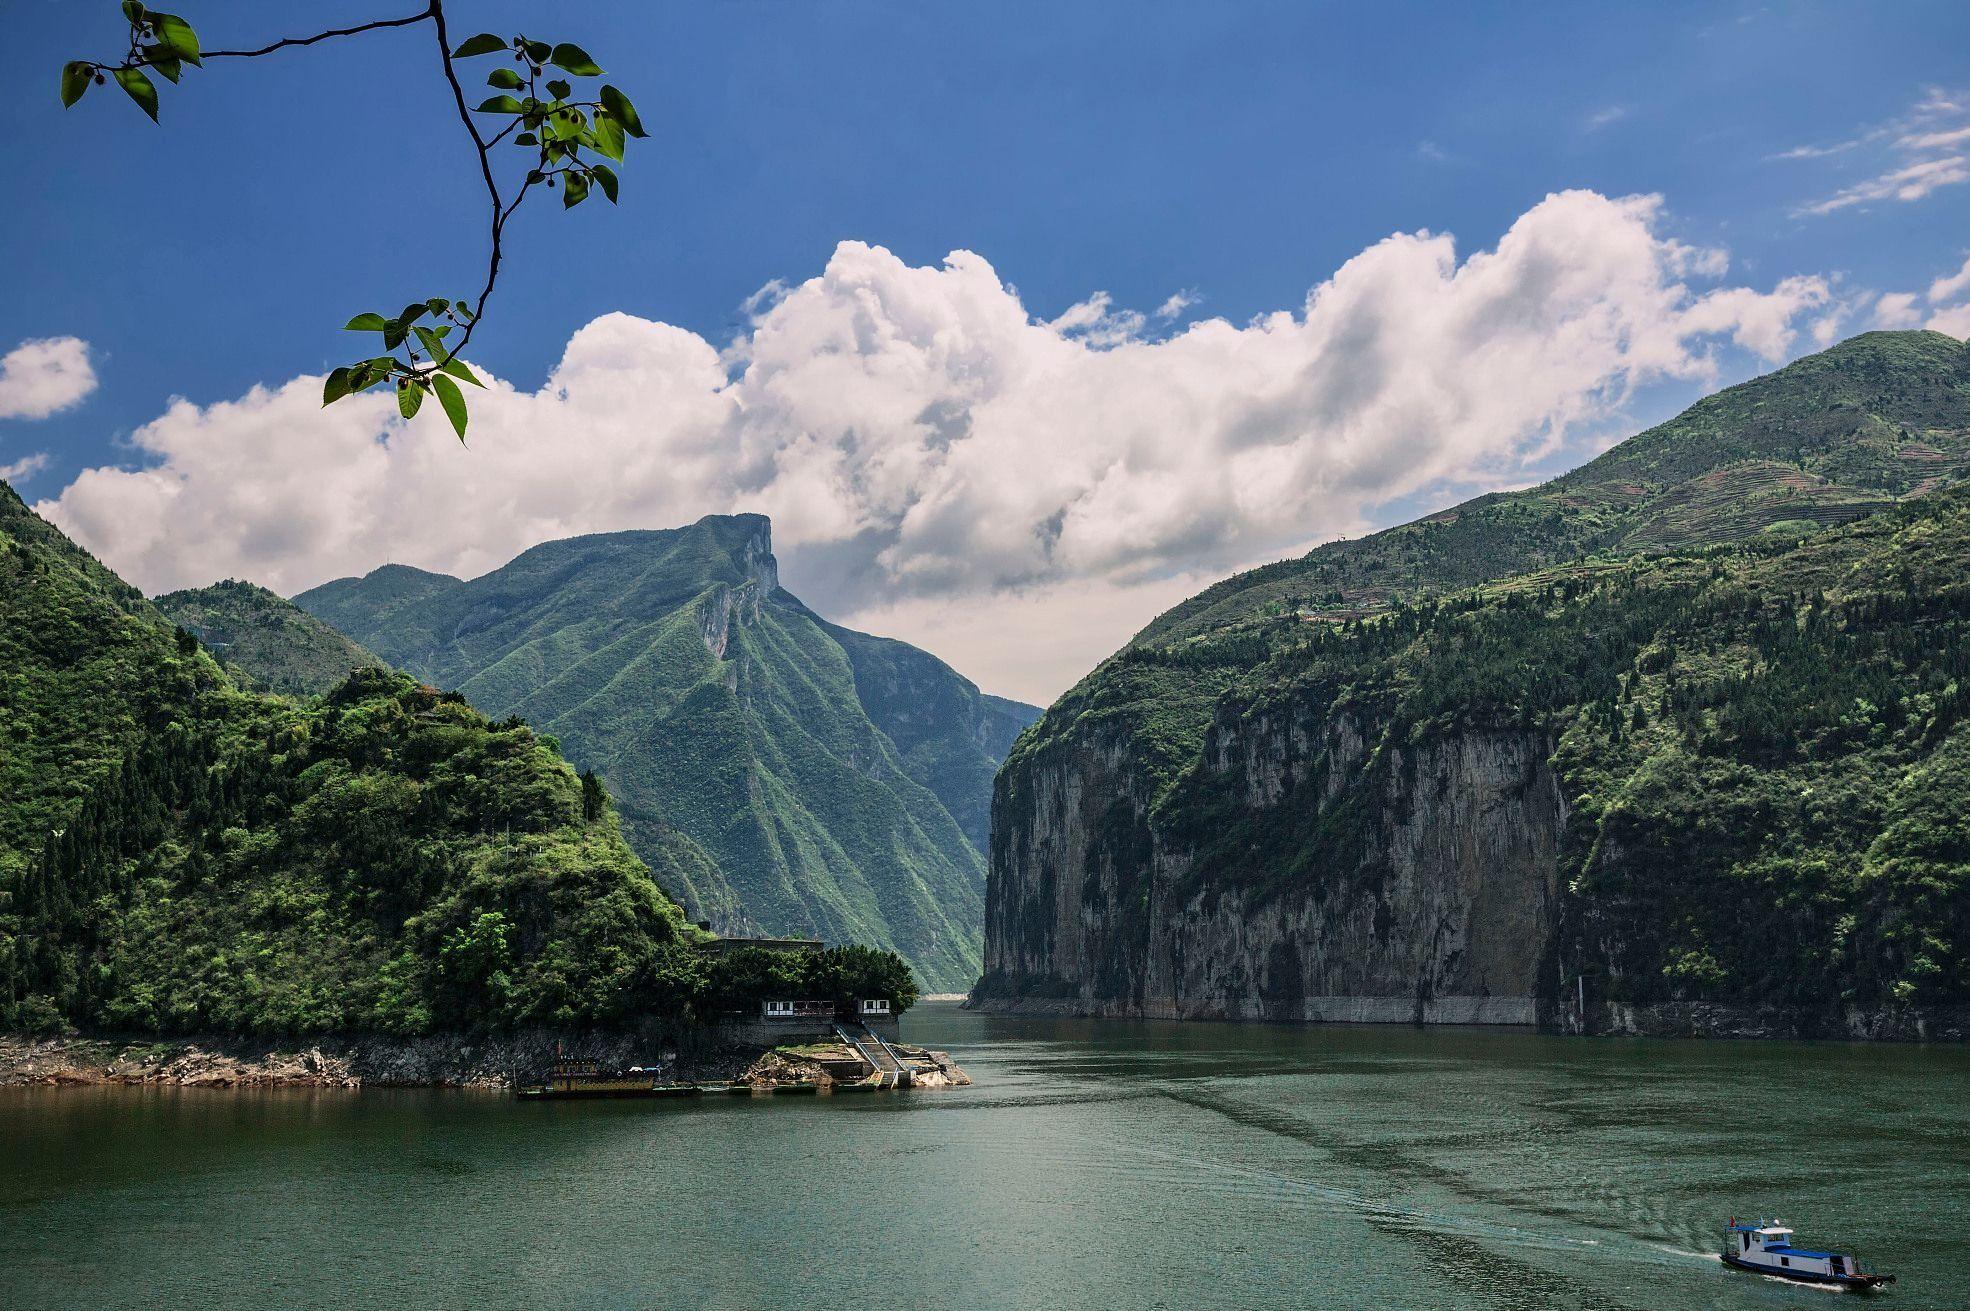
42 190 1834 702
0 338 97 420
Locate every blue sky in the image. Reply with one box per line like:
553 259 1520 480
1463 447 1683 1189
5 1 1969 699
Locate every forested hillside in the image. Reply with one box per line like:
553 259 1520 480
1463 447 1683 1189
0 482 909 1035
156 579 384 697
298 516 1038 991
1142 331 1970 644
979 331 1970 1032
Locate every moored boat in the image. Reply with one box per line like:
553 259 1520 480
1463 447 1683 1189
515 1056 675 1099
1721 1219 1895 1290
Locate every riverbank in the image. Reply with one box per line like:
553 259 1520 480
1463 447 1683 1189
0 1028 970 1091
963 993 1970 1042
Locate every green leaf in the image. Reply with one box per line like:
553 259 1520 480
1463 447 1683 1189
522 39 551 64
433 373 469 441
121 2 147 25
344 313 388 332
141 48 182 83
398 303 430 327
591 112 625 161
453 300 475 320
486 67 523 90
413 325 449 360
149 13 202 65
562 171 589 208
474 95 526 115
362 358 399 390
438 356 484 388
599 85 646 138
452 33 507 59
383 323 407 350
425 297 450 315
548 43 603 76
397 379 424 420
113 67 159 122
513 132 538 146
591 163 619 203
322 366 355 406
60 62 92 108
546 78 571 100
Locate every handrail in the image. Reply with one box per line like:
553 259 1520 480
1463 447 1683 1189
833 1020 908 1083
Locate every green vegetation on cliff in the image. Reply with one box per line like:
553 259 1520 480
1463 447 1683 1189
996 330 1970 1018
297 516 1038 991
1139 330 1970 645
155 579 384 697
1162 494 1970 1009
0 482 913 1035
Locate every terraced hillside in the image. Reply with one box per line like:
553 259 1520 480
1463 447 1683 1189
298 516 1038 990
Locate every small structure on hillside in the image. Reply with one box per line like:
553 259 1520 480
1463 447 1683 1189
757 997 895 1022
699 934 825 957
760 998 835 1022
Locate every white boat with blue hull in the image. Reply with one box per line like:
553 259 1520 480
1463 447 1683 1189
1722 1219 1895 1290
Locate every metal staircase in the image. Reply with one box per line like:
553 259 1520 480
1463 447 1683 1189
833 1020 912 1087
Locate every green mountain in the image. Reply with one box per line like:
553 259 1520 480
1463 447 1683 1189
0 477 696 1032
0 480 908 1035
978 330 1970 1034
155 578 384 696
1145 330 1970 644
297 516 1039 991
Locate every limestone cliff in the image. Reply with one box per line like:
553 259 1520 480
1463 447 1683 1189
975 334 1970 1034
980 705 1566 1023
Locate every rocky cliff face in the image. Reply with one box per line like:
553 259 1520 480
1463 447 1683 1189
975 334 1970 1035
979 703 1566 1022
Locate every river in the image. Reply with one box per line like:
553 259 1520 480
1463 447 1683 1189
3 1002 1965 1309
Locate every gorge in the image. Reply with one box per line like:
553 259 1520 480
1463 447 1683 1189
975 330 1970 1039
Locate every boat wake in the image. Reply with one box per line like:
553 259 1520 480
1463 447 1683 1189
1113 1138 1605 1254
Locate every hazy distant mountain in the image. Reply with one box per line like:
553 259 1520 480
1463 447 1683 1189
298 514 1039 990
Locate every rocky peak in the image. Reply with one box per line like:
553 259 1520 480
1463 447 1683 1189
728 514 779 601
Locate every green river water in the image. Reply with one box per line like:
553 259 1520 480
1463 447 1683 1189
3 1002 1966 1310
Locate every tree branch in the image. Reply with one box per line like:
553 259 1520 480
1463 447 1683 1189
199 10 433 61
426 0 502 365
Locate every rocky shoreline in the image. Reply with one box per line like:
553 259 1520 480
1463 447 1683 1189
0 1027 971 1091
1586 1001 1970 1043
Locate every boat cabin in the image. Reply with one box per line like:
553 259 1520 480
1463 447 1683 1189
1725 1221 1859 1282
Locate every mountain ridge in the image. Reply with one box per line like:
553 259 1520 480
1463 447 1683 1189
297 514 1039 990
1138 330 1970 646
0 479 698 1035
155 579 384 697
978 329 1970 1032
